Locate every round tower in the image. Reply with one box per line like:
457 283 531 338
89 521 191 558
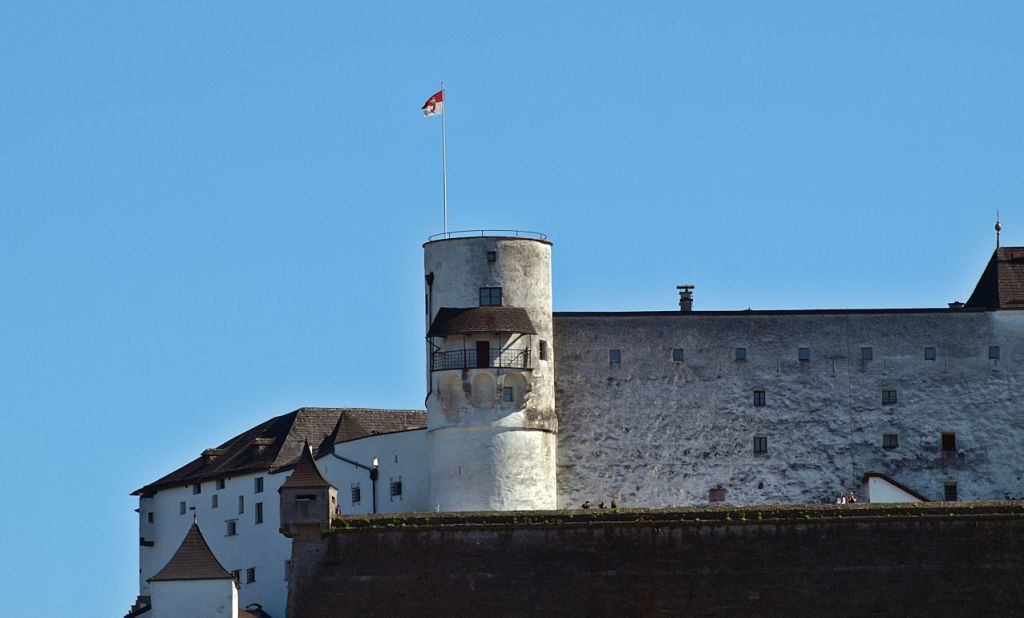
424 232 556 511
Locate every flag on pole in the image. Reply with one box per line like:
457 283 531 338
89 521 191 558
422 89 444 116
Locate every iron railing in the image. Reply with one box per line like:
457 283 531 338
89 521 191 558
427 229 548 242
431 348 531 371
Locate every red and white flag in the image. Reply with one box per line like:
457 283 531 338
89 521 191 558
422 89 444 116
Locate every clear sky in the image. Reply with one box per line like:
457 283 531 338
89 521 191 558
1 2 1022 614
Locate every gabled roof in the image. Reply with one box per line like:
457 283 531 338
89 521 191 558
332 408 427 443
861 471 929 502
427 306 537 337
279 445 334 490
149 523 233 582
966 247 1024 310
134 407 424 496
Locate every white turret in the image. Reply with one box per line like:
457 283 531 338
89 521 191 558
424 231 556 511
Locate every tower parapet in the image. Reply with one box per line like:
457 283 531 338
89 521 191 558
424 232 556 511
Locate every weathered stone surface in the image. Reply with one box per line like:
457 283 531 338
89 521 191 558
288 503 1024 617
553 311 1024 507
425 236 557 510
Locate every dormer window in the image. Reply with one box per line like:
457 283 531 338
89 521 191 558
479 287 502 306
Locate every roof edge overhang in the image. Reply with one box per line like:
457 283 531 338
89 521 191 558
427 306 538 337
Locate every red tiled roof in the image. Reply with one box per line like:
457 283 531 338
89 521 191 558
149 523 233 582
966 247 1024 310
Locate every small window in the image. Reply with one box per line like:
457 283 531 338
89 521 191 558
709 488 726 503
883 433 899 449
486 250 496 263
753 390 766 407
942 432 956 453
882 389 898 405
179 502 186 515
296 494 317 501
798 347 810 361
192 483 201 495
390 478 403 500
246 568 256 584
226 520 237 536
672 348 685 363
216 479 225 490
735 347 747 361
147 512 154 523
254 477 264 493
944 481 958 502
989 345 1000 360
351 484 361 505
609 349 621 365
861 347 873 361
479 287 502 306
924 346 936 361
238 495 245 514
284 560 291 581
212 494 219 509
539 340 548 361
502 386 514 402
753 436 768 454
255 502 263 524
231 570 240 583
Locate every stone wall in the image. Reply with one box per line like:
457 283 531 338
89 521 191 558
553 310 1024 508
287 502 1024 617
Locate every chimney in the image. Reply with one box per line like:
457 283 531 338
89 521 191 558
677 285 694 312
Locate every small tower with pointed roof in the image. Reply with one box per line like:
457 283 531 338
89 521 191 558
148 522 239 618
278 443 337 538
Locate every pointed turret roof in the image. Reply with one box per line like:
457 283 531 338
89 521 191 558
149 523 234 582
278 444 334 490
966 247 1024 310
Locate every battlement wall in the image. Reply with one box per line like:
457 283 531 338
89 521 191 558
287 502 1024 616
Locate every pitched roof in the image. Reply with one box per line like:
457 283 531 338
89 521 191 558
427 306 537 337
149 523 234 582
966 247 1024 310
134 407 424 496
279 445 334 490
861 471 929 502
333 408 428 443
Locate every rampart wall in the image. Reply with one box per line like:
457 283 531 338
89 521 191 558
287 502 1024 616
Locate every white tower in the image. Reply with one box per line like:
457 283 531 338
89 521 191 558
424 232 556 511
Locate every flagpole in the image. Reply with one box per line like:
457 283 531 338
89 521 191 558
441 82 448 238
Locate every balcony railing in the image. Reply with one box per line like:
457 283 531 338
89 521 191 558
426 229 548 242
431 348 531 371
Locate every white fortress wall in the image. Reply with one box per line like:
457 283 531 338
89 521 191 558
318 429 430 514
150 579 238 618
553 310 1024 508
139 470 292 618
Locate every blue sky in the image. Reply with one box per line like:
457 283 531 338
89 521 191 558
1 2 1022 614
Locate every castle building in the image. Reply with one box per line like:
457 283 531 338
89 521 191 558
130 233 1024 617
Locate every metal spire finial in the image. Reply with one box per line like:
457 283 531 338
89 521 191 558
996 210 1002 249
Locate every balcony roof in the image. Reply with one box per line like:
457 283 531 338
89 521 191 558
428 306 537 337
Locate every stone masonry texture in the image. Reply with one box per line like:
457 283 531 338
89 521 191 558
553 311 1024 507
287 502 1024 617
